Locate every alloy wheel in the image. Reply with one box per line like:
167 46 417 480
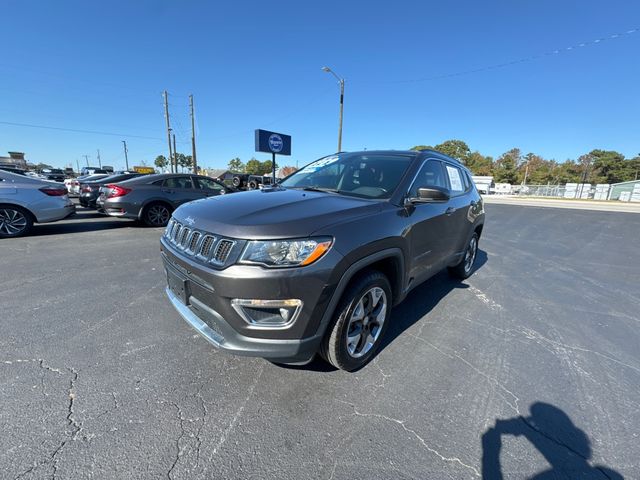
147 205 170 226
464 236 478 273
0 208 28 236
346 287 388 358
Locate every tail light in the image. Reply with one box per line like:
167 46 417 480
73 181 80 186
39 186 68 196
106 184 131 198
81 185 92 193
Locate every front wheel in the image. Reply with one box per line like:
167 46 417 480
448 232 479 279
320 271 392 371
0 206 33 238
143 203 172 227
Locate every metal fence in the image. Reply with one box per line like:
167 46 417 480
504 182 640 202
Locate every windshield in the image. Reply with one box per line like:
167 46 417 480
280 153 413 199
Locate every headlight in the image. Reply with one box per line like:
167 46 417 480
240 238 332 267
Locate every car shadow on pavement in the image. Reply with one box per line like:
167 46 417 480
377 248 488 355
482 402 623 479
281 250 488 373
30 212 133 236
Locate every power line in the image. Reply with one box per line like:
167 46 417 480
0 120 164 141
360 26 639 85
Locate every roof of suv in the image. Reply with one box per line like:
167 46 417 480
336 149 464 166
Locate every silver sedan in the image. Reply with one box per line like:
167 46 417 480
0 170 75 238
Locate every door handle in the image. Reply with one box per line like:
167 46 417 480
445 207 456 215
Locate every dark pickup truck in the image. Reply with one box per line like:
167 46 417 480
40 168 66 183
161 150 485 371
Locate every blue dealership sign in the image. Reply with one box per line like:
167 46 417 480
255 129 291 156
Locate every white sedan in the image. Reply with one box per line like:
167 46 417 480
64 177 81 195
0 170 75 238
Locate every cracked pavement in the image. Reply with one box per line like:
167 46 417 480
1 205 638 479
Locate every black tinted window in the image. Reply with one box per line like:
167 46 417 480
196 177 224 191
163 177 193 189
409 160 448 197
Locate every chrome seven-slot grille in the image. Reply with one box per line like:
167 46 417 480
164 218 235 265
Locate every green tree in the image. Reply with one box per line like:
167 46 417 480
589 149 628 184
174 153 192 172
228 157 245 173
245 158 262 175
493 148 520 184
465 151 493 176
410 145 433 151
434 139 471 164
260 160 277 175
153 155 169 171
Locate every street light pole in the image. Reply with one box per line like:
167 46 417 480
122 140 129 171
322 66 345 152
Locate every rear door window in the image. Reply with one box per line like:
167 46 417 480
444 165 465 195
195 177 225 192
163 177 193 189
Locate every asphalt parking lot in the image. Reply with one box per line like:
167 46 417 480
1 203 639 479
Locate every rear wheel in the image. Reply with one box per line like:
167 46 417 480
320 271 392 371
143 202 172 227
448 233 478 279
0 206 34 238
232 176 243 188
248 180 258 190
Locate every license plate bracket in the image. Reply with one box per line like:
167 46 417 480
166 267 189 305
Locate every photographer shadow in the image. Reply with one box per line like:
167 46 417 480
482 402 623 479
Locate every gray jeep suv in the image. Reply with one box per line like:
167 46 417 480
160 150 484 371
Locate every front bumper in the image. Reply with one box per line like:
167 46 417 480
160 236 341 362
166 286 322 362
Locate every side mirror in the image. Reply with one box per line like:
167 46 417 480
410 186 450 203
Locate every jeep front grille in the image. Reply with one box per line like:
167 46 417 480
164 219 235 266
213 240 234 263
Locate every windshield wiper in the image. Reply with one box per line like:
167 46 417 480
299 186 341 194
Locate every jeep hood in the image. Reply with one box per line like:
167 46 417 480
172 188 383 239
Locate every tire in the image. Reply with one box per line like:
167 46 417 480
142 202 172 227
0 205 34 238
248 180 258 190
232 176 242 188
320 270 392 371
448 232 479 280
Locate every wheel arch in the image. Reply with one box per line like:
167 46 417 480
138 199 174 220
0 202 37 223
315 248 405 338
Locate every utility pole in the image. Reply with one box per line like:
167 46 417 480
338 78 344 152
172 133 178 173
122 141 129 171
97 149 102 168
189 94 198 174
75 158 80 174
82 155 90 166
163 91 173 173
168 128 174 173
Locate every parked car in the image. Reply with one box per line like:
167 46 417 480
0 170 75 238
80 167 109 176
39 168 66 183
64 178 81 196
79 173 143 208
101 173 233 226
231 173 275 190
0 166 27 176
160 150 485 371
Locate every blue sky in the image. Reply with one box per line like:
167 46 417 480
1 0 638 170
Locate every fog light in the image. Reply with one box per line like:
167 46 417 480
231 299 302 328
